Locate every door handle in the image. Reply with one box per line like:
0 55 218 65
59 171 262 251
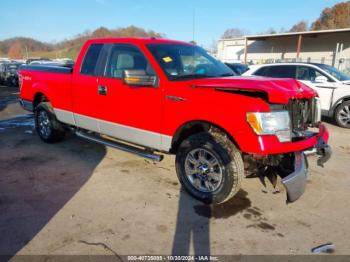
98 85 108 95
165 95 186 102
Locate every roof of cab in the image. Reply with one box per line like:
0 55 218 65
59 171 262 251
85 37 193 46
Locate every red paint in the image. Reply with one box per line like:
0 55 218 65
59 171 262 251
19 37 328 154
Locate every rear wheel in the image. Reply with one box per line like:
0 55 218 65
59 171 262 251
335 101 350 128
35 102 65 143
175 129 244 204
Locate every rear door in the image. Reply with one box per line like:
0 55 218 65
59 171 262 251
72 43 108 132
96 44 163 150
296 65 336 111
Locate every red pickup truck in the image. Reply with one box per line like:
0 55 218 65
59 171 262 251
19 38 331 204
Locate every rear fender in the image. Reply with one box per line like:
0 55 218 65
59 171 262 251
32 82 51 107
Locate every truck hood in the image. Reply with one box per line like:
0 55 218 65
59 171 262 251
192 76 317 104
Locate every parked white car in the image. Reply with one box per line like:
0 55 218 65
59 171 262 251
243 63 350 128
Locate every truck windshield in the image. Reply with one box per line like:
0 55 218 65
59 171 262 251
317 64 350 82
147 44 236 80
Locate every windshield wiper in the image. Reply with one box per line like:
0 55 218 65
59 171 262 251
174 74 212 80
220 73 235 77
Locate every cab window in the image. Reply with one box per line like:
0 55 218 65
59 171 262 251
105 44 154 79
80 44 104 76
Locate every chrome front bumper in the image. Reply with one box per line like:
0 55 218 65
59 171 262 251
281 152 308 203
281 138 332 203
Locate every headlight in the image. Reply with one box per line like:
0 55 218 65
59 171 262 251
246 111 291 142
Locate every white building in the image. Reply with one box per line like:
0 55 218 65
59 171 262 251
217 28 350 72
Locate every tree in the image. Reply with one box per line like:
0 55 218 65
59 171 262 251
311 1 350 30
258 27 277 35
92 27 111 38
289 21 308 32
221 28 245 39
265 27 277 34
8 42 23 59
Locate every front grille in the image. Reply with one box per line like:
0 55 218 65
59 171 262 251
287 99 313 131
269 98 320 141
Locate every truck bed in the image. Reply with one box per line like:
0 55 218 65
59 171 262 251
19 65 73 113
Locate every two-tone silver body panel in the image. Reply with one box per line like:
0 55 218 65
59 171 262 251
53 108 172 152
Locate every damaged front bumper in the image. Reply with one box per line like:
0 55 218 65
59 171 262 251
281 152 308 203
315 137 332 168
281 128 332 203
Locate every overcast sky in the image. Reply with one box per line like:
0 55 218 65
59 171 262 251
0 0 342 47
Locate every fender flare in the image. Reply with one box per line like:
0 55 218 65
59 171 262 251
170 120 241 153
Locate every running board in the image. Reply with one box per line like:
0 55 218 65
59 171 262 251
76 131 164 162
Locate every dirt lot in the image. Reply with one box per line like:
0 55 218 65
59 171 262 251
0 85 350 257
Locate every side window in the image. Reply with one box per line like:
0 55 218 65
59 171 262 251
254 67 269 76
105 44 154 78
265 66 296 78
80 44 104 76
296 66 329 82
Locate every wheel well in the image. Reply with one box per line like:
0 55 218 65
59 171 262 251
332 97 350 117
33 93 48 110
170 121 239 153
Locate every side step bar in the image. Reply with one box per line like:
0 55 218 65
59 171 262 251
76 131 164 162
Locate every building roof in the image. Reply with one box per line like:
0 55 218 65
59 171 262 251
220 28 350 41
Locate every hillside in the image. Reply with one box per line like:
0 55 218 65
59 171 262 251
0 26 164 60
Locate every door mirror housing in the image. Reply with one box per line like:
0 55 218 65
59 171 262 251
123 70 157 87
314 75 328 83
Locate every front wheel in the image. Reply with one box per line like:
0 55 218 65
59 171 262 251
335 101 350 128
35 102 66 143
175 130 244 204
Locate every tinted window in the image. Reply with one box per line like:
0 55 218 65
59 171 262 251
105 44 154 78
80 44 103 76
296 66 328 82
264 66 296 78
254 67 269 76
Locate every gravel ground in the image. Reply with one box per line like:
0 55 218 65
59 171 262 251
0 85 349 258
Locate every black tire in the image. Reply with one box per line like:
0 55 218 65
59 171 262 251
335 101 350 128
35 102 65 143
175 128 244 204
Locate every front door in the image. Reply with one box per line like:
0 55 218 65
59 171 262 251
97 44 163 150
296 65 336 111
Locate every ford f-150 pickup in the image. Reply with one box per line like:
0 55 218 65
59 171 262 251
19 38 331 204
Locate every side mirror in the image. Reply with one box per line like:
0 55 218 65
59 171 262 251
123 70 157 87
314 75 328 83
